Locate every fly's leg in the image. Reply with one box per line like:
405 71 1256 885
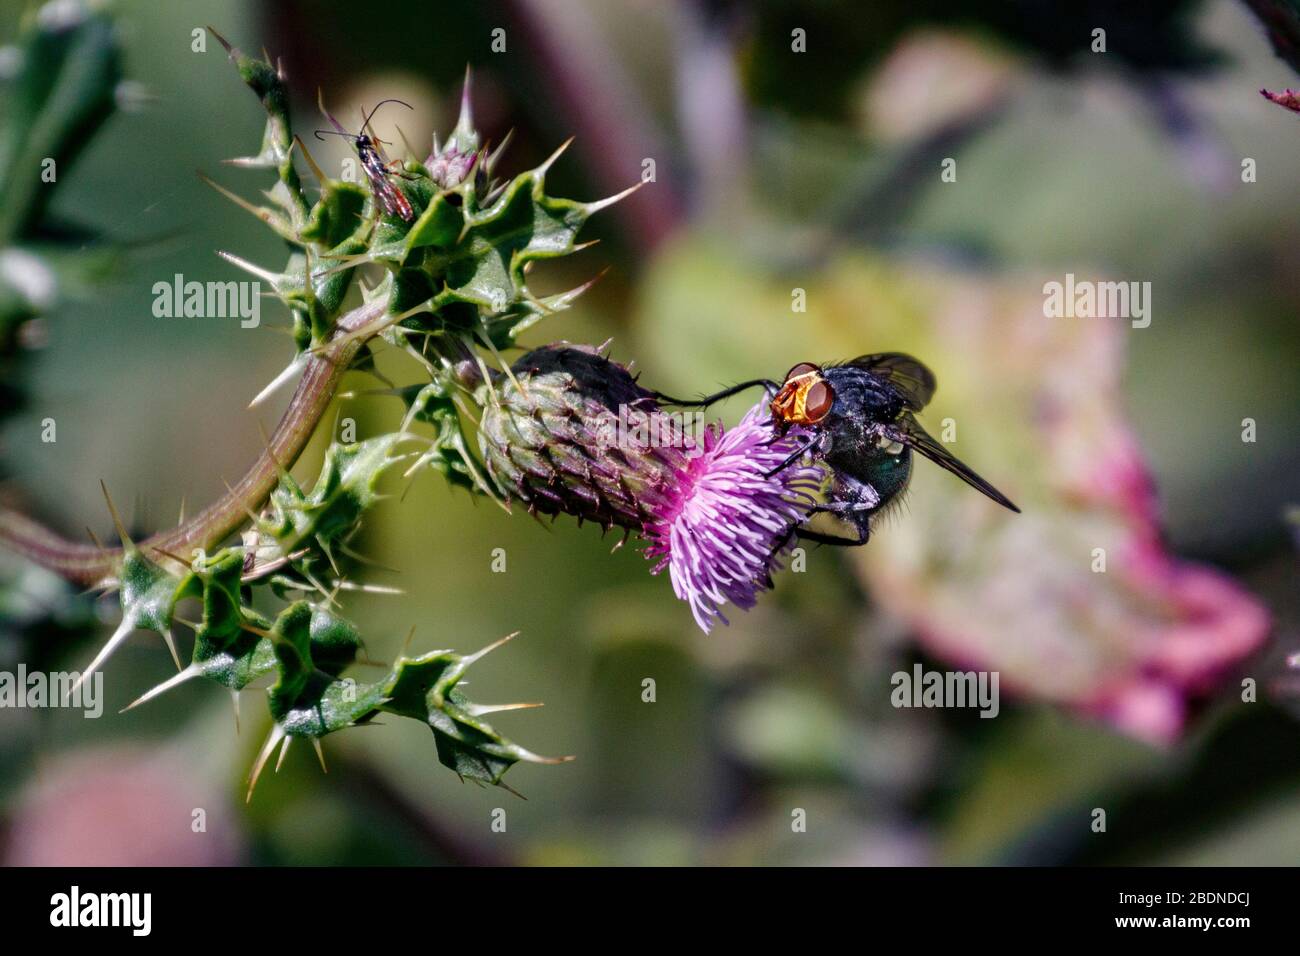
820 472 881 513
763 429 833 477
653 379 777 409
796 524 869 547
772 514 869 550
794 473 878 547
764 444 814 478
808 498 878 519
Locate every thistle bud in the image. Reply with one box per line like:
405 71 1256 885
425 143 481 190
478 344 679 530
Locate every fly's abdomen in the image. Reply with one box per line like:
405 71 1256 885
835 447 912 516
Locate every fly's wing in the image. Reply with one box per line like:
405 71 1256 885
839 353 937 411
887 414 1020 513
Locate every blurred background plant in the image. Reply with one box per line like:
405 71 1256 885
1 0 1298 865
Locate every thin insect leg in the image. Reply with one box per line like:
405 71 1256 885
796 525 869 547
762 441 821 478
759 426 807 447
653 379 777 408
790 471 877 546
825 470 880 506
384 159 421 181
763 430 832 477
808 498 877 516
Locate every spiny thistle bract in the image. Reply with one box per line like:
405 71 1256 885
1 5 830 799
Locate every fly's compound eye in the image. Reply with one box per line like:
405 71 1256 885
804 380 834 422
784 362 819 382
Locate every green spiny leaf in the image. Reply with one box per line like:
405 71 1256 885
263 434 403 554
206 26 306 222
379 636 569 786
399 381 496 495
301 180 369 248
189 548 274 689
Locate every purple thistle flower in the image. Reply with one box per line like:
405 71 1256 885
477 345 824 632
642 404 823 632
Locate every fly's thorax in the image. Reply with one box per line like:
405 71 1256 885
823 366 906 419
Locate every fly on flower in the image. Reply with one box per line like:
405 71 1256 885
662 353 1020 547
314 96 416 222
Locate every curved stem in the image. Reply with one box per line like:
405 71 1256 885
0 298 387 585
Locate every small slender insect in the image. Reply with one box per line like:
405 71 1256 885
315 98 416 222
659 353 1019 547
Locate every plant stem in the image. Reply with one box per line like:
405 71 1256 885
0 298 388 585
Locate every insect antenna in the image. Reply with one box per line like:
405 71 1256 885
361 98 413 128
360 100 413 161
315 89 356 141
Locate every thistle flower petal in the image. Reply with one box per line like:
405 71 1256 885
642 405 822 632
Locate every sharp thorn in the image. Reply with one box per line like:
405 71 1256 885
585 180 644 214
463 630 521 666
536 136 574 177
466 701 545 716
99 480 133 547
69 615 136 701
161 627 183 671
275 734 292 773
119 665 199 713
249 354 308 408
216 250 283 286
246 725 287 803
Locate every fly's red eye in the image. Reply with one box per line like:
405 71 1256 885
804 381 834 421
785 362 819 382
